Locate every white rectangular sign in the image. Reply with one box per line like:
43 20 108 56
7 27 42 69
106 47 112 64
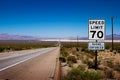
89 20 105 40
88 42 105 50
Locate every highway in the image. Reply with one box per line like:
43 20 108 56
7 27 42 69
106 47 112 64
0 47 59 80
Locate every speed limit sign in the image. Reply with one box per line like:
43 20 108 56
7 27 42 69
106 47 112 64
89 20 105 40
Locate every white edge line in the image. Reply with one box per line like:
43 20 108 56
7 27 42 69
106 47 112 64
0 55 38 72
0 49 53 72
0 48 53 72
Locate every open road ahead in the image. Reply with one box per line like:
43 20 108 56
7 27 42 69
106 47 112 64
0 47 60 80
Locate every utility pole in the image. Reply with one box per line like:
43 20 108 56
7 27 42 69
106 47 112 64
77 36 78 47
111 16 115 52
58 38 61 47
76 36 79 51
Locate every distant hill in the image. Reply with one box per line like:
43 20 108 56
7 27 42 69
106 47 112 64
62 34 120 40
0 34 39 40
80 34 120 40
105 34 120 40
0 33 119 40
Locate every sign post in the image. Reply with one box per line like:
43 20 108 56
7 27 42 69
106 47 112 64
88 19 105 70
95 40 98 70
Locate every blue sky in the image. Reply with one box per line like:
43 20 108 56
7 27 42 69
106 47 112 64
0 0 120 38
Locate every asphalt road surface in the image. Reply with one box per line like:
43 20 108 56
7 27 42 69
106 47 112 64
0 47 59 80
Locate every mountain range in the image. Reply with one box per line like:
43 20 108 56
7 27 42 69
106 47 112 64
0 33 120 40
65 34 120 40
0 34 39 40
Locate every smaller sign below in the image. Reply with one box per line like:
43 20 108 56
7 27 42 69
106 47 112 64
88 42 105 50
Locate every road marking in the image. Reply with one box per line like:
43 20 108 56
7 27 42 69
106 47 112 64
0 48 55 72
0 54 39 71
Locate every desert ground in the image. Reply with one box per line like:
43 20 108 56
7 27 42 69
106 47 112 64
60 42 120 80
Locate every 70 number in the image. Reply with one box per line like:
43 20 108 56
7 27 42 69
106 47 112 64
90 31 103 38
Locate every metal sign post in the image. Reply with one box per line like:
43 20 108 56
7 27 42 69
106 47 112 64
88 19 105 70
95 49 98 70
95 40 98 70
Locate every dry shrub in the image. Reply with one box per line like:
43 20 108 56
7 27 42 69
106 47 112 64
113 61 120 71
104 69 115 79
67 56 77 63
59 56 66 62
106 60 114 68
64 67 100 80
